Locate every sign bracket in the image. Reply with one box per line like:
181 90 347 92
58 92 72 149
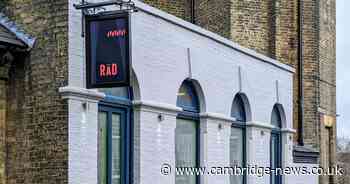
74 0 137 37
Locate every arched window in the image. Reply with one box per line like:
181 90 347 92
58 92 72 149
230 94 247 184
271 106 282 128
231 95 246 122
270 104 282 184
176 80 200 112
175 80 200 184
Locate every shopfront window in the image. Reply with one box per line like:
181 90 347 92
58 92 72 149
270 104 282 184
98 87 132 184
99 111 108 184
176 80 200 184
230 94 247 184
175 118 198 184
111 113 121 184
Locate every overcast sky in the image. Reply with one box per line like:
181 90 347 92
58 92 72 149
336 0 349 138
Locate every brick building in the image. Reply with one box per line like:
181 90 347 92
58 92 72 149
0 0 335 184
0 1 68 183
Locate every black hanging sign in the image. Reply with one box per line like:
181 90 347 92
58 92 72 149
85 12 131 88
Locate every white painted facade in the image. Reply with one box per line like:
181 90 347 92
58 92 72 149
61 1 318 184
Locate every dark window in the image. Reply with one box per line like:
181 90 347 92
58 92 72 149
98 87 132 184
230 94 247 184
270 105 282 184
271 106 282 128
230 127 245 184
176 80 199 113
175 118 198 184
99 111 108 184
231 95 246 122
176 80 200 184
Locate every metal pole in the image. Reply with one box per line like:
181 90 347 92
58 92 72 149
74 0 137 37
191 0 195 24
74 0 124 9
298 0 304 146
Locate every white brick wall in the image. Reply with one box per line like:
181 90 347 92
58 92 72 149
204 119 230 184
59 87 105 184
129 8 294 124
62 1 315 184
133 104 179 184
246 126 271 184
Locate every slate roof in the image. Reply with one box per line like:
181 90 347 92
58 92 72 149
0 12 36 50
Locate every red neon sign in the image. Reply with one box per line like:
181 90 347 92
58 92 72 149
106 29 127 38
99 63 118 77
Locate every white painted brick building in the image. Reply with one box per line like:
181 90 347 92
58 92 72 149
59 1 319 184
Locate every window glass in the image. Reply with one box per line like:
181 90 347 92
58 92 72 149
112 113 121 184
231 95 246 122
98 111 122 184
175 118 197 184
99 87 129 99
230 127 244 184
98 112 108 184
270 105 282 184
271 134 278 184
177 81 199 112
271 106 282 128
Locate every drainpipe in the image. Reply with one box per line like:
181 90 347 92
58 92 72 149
190 0 195 24
298 0 304 146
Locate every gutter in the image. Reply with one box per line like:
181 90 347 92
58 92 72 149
298 0 304 146
190 0 195 24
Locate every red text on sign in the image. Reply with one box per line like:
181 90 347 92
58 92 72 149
107 29 127 38
99 64 118 77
